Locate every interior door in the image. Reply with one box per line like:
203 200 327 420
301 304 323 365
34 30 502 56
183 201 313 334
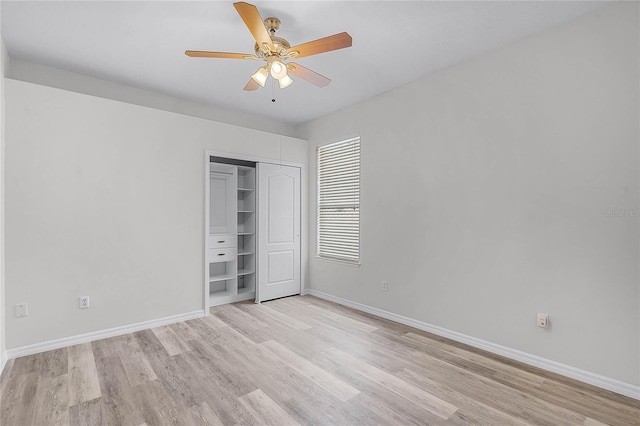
257 163 301 302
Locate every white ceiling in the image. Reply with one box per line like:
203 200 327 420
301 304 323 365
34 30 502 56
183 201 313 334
2 1 609 125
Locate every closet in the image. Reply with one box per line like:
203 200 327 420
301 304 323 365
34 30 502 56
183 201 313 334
206 154 301 308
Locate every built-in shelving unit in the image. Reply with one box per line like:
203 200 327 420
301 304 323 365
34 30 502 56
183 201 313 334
236 166 256 296
207 161 256 307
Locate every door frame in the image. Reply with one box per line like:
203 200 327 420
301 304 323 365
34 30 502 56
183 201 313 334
204 150 305 312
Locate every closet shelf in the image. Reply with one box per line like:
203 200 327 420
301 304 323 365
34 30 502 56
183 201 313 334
237 269 255 276
237 188 254 192
237 232 254 236
238 251 255 256
209 274 236 283
237 210 254 213
238 287 254 294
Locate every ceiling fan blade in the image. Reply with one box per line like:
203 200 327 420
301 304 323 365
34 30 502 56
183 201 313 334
185 50 257 60
233 2 274 52
244 78 260 91
287 63 331 88
287 32 352 59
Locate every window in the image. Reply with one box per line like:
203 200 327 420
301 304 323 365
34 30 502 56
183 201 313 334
317 137 361 264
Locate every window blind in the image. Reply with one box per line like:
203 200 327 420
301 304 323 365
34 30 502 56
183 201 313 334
317 137 360 264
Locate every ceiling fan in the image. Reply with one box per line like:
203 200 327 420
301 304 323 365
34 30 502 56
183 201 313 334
185 2 353 91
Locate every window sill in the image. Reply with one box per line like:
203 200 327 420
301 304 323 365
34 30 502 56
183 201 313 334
315 256 361 268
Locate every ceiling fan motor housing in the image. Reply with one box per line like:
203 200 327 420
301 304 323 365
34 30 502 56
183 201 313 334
264 17 280 34
254 17 290 57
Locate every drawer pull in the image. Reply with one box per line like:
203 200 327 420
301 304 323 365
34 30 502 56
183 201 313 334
217 253 225 256
217 240 225 243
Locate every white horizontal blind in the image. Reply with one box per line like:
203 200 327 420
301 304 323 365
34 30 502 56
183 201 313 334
317 137 360 264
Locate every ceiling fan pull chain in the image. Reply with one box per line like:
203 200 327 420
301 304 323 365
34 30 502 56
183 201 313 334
271 77 277 103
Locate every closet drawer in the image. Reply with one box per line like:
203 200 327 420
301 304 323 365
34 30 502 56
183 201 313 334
209 234 237 249
209 248 237 263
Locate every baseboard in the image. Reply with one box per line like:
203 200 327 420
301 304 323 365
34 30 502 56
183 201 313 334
6 310 206 360
305 289 640 400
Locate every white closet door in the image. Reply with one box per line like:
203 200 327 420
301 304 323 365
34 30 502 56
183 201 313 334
257 163 301 302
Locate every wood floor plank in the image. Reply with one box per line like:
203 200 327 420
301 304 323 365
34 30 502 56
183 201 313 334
201 312 228 329
169 320 201 341
69 397 103 426
349 390 447 426
188 401 224 426
134 329 205 408
239 302 313 331
2 295 638 426
214 305 273 343
116 333 158 387
178 350 256 425
309 351 448 425
184 338 258 398
0 358 15 395
305 320 411 373
396 368 532 426
211 323 359 425
94 355 145 426
134 379 192 425
583 417 611 426
152 325 192 356
401 329 634 425
292 299 379 333
324 346 459 420
398 348 594 426
405 331 544 385
39 348 68 379
32 374 69 426
382 326 620 424
260 339 361 402
0 372 39 426
68 343 102 406
185 317 228 341
300 295 410 334
239 389 301 426
9 352 42 377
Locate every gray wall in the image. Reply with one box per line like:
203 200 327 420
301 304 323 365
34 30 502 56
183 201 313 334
4 79 307 348
299 3 639 386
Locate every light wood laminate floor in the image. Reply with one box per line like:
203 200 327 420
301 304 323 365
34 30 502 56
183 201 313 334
1 295 638 425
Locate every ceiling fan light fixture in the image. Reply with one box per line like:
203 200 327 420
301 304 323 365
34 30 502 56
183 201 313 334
251 66 268 87
278 75 294 89
270 60 287 79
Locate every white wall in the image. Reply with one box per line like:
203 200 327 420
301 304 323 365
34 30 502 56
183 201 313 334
4 79 307 348
0 23 8 367
300 3 639 387
9 58 297 138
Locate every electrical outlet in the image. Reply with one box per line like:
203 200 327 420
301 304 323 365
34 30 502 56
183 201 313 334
15 303 28 318
537 313 549 328
382 281 388 291
79 296 90 309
